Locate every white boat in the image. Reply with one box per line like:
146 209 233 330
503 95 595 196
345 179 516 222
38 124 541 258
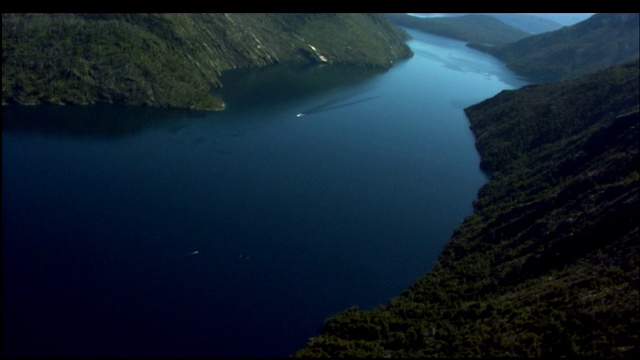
296 113 305 117
190 250 199 255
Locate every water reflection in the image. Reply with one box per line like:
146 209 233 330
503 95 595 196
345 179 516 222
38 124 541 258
3 63 388 137
214 63 387 111
297 94 382 117
404 29 528 88
1 103 209 138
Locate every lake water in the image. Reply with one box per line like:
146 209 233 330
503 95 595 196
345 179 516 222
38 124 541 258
2 29 527 357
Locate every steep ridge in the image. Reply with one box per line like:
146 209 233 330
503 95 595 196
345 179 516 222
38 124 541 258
1 13 412 110
293 60 639 357
480 13 564 34
479 13 640 83
385 13 531 47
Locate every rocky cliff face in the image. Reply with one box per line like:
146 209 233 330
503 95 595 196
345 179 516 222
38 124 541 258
2 13 412 110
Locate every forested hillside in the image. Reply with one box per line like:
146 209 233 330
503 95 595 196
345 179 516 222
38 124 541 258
480 13 564 34
1 13 412 110
385 13 530 47
480 13 640 83
389 13 638 85
293 60 639 357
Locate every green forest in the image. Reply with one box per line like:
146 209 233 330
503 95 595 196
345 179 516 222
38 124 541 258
293 59 639 357
2 13 412 110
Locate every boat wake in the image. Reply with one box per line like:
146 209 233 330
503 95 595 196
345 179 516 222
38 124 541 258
296 94 381 118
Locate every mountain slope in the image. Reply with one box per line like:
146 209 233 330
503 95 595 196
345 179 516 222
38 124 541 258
385 13 531 47
293 60 639 357
481 13 639 83
482 13 564 34
1 13 412 110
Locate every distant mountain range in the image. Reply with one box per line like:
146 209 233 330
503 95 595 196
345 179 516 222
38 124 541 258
409 13 568 34
478 13 594 29
1 13 412 110
389 13 639 84
481 13 565 34
526 13 595 26
405 13 593 33
484 13 640 83
385 13 531 47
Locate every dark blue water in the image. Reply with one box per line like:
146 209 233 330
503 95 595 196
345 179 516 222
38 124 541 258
2 30 527 358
